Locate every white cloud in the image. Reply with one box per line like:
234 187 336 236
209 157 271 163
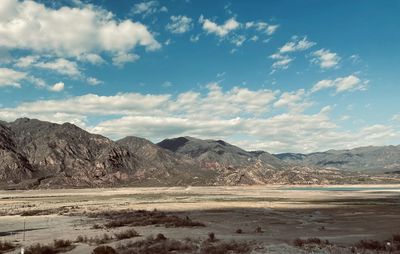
0 83 398 153
87 77 102 86
312 49 340 69
200 16 240 37
273 89 312 112
0 68 26 88
245 22 279 35
231 35 246 47
112 53 140 67
190 34 200 42
311 75 367 94
279 36 316 53
14 55 40 68
77 53 105 65
131 1 167 17
270 53 294 70
49 82 65 92
35 58 81 77
166 15 193 34
0 0 161 59
392 114 400 121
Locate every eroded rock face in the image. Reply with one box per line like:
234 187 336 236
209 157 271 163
0 122 33 182
0 118 389 189
6 118 140 187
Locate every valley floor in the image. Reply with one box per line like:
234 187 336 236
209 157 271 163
1 185 400 253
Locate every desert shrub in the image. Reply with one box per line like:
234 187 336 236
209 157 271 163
208 232 216 242
0 241 16 252
293 237 329 247
92 246 117 254
114 229 140 240
393 233 400 243
92 224 102 229
53 239 72 249
91 209 205 228
235 229 243 234
24 244 56 254
355 240 386 250
76 234 113 245
117 234 195 254
255 226 263 233
156 233 167 241
200 240 251 254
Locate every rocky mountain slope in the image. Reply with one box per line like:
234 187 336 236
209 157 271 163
0 122 33 182
0 118 398 189
276 146 400 173
157 137 354 185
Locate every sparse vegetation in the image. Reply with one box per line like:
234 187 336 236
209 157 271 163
114 229 140 240
24 239 75 254
208 232 216 242
355 239 386 251
117 234 196 254
88 209 205 228
92 246 117 254
255 226 263 233
76 233 113 245
293 237 330 247
0 241 16 253
235 228 243 234
199 240 251 254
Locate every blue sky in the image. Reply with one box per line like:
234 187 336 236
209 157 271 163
0 0 399 153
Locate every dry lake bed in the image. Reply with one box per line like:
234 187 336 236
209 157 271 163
1 185 400 253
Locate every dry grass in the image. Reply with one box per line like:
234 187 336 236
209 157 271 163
24 240 75 254
114 229 140 240
117 234 196 254
88 209 205 228
293 237 331 247
199 240 251 254
76 233 113 245
92 246 117 254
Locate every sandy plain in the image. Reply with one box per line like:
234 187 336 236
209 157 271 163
1 185 400 253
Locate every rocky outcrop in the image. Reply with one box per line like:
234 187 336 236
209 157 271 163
276 146 400 173
0 122 33 182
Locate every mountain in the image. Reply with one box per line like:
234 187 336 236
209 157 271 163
0 118 216 188
0 118 398 189
156 137 352 185
116 136 217 186
0 122 33 183
276 146 400 173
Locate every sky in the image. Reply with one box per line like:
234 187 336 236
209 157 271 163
0 0 399 153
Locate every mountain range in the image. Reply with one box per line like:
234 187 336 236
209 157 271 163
0 118 399 189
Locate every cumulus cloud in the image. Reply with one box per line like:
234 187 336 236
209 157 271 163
199 16 240 37
35 58 81 77
112 53 140 67
311 75 367 94
131 1 167 17
166 15 193 34
273 89 312 112
245 21 279 35
0 68 26 88
270 53 294 70
49 82 65 92
0 83 398 152
0 0 161 59
87 77 102 86
279 36 316 53
312 49 341 69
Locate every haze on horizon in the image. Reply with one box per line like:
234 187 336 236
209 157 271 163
0 0 399 153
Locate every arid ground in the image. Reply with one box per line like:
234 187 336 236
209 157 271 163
1 185 400 253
